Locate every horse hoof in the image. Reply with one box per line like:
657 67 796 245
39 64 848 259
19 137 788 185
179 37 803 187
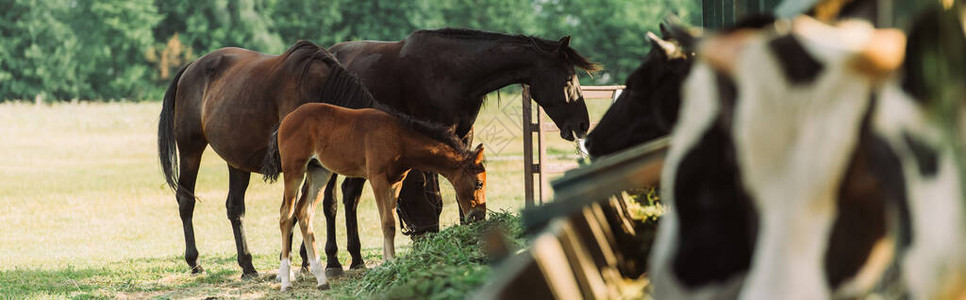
325 267 345 278
349 264 367 270
276 272 295 283
241 272 259 280
190 266 205 274
280 284 291 292
317 282 331 290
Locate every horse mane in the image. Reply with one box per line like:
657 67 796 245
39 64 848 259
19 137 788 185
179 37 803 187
385 106 469 156
282 40 469 156
282 40 377 109
412 28 601 72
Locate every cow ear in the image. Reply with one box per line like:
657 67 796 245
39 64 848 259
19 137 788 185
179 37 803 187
852 28 906 78
647 32 676 58
662 14 699 50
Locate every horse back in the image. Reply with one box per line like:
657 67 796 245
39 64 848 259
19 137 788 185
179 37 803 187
280 103 401 177
330 41 409 108
331 37 477 133
176 46 331 172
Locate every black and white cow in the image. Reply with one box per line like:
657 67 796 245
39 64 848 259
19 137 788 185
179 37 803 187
649 13 966 300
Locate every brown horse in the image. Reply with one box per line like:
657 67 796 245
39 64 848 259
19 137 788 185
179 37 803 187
157 41 377 278
261 103 486 291
313 28 600 274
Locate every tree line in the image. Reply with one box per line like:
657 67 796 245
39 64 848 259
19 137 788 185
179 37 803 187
0 0 695 101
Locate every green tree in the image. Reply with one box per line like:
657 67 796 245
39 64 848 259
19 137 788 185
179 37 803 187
431 0 538 34
1 0 700 101
69 0 163 99
325 0 433 42
268 0 345 46
535 0 697 84
154 0 284 55
0 0 83 100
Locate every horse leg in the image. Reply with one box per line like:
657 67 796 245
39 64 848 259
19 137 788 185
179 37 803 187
371 178 403 261
283 183 311 275
321 174 345 277
295 167 333 289
278 166 304 291
176 142 206 274
424 172 447 225
226 166 257 278
342 177 368 269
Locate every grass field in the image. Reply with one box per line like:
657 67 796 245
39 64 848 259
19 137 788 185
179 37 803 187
0 92 612 298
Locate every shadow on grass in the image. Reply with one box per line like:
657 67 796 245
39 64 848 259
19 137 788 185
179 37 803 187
0 217 516 300
0 255 238 298
0 250 386 299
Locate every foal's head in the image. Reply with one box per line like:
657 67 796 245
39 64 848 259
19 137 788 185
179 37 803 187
453 144 487 222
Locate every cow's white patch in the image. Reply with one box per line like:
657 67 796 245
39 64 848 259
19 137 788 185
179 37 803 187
650 61 745 299
650 14 966 299
730 18 878 299
874 83 966 299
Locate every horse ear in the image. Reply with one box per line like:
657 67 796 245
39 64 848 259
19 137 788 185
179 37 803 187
473 144 485 164
558 36 571 48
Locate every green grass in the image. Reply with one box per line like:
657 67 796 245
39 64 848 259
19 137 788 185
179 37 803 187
0 95 612 298
330 211 524 299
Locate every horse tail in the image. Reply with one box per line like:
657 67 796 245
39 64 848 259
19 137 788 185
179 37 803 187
261 126 282 183
158 62 192 193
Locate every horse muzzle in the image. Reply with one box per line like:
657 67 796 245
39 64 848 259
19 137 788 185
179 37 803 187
464 208 486 223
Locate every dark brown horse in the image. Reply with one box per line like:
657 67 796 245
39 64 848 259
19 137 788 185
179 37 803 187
157 41 377 278
261 103 486 291
314 28 600 274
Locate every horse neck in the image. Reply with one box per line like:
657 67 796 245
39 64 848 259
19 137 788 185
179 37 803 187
426 38 541 98
400 134 466 180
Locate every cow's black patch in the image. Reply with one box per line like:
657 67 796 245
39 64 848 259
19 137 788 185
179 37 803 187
825 95 889 289
869 136 913 249
768 34 824 84
715 72 739 128
902 131 939 177
671 84 757 287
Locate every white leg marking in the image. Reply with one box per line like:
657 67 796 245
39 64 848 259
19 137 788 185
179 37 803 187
309 258 327 287
279 258 293 291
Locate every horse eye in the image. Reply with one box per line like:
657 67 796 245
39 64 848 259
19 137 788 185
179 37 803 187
474 180 483 189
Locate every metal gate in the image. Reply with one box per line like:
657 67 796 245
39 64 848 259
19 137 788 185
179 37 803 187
700 0 783 29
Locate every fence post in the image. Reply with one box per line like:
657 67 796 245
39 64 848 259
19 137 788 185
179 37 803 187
537 102 546 204
522 85 535 208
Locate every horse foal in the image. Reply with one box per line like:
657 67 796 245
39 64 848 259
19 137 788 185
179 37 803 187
262 103 487 291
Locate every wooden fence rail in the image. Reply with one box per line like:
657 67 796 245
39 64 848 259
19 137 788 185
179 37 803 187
477 137 669 299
